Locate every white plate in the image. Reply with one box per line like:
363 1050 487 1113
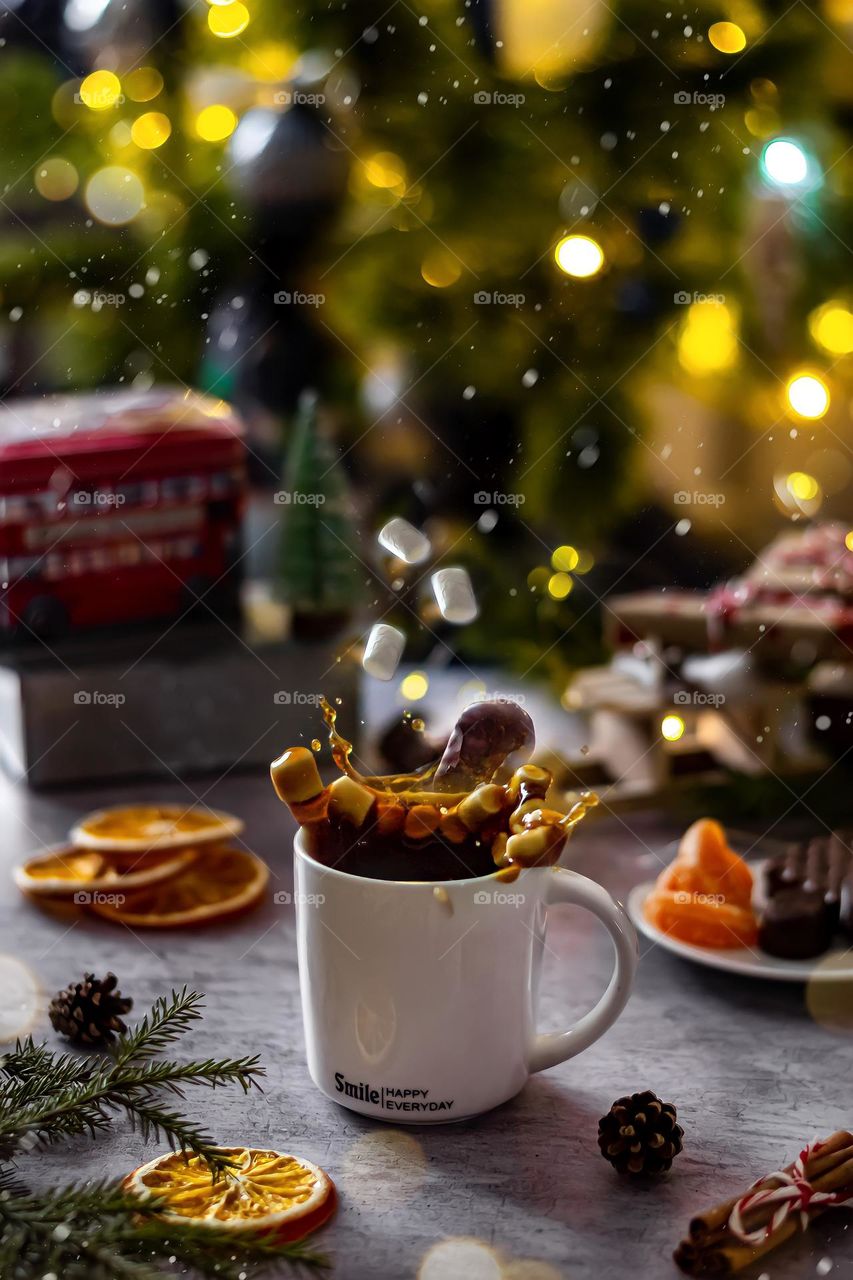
628 882 853 983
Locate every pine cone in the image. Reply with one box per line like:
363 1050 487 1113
598 1090 684 1175
49 972 133 1047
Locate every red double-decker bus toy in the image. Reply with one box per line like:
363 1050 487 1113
0 387 246 638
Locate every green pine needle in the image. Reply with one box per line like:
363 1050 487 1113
0 989 325 1278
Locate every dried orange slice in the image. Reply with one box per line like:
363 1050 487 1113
123 1147 336 1242
70 804 243 853
14 845 198 898
89 845 268 927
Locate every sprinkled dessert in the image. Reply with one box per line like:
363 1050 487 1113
271 700 597 883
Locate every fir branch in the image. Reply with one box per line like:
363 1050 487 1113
112 987 205 1067
0 993 263 1168
0 1180 327 1280
0 990 321 1278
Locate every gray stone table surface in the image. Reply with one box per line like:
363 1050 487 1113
1 767 851 1280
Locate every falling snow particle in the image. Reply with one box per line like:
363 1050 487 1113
417 91 428 104
462 385 476 400
675 518 691 536
478 510 498 533
578 444 600 469
129 283 144 298
815 715 831 731
188 249 209 270
817 1262 834 1277
522 368 539 387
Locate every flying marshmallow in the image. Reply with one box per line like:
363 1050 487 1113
377 516 432 565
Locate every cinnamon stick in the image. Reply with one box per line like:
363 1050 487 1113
688 1129 853 1240
675 1131 853 1276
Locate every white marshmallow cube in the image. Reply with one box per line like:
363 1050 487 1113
377 517 431 565
431 566 478 625
362 622 406 681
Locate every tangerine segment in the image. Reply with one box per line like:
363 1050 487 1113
644 890 758 949
71 804 244 853
654 818 753 908
124 1147 335 1242
14 845 197 898
89 845 268 927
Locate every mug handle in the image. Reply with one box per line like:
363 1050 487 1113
528 867 639 1073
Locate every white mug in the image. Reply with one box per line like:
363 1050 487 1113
293 829 638 1123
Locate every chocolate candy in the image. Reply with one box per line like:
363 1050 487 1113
763 836 849 928
433 700 535 790
758 888 836 960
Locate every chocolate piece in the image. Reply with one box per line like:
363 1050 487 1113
433 700 535 789
758 887 836 960
763 836 850 929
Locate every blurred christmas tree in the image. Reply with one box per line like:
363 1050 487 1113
0 0 850 675
278 390 363 637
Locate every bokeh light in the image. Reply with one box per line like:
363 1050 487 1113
678 301 738 376
0 955 40 1041
208 2 250 38
34 157 78 201
547 572 573 599
399 671 429 701
124 67 164 102
554 234 604 278
364 151 406 190
809 301 853 356
786 372 829 419
421 249 461 288
761 138 809 187
196 104 238 141
846 531 853 552
85 166 145 225
708 21 746 52
419 1239 502 1280
79 70 122 111
241 41 297 80
661 714 685 742
786 471 820 501
551 545 579 572
131 112 171 150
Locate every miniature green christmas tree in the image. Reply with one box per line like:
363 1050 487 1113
278 391 363 639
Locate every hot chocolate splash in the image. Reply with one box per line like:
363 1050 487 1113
271 699 597 883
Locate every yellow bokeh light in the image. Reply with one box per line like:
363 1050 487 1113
84 166 145 225
809 302 853 357
708 21 746 53
661 714 685 742
79 70 122 111
846 531 853 552
124 67 163 102
678 301 738 376
195 104 238 141
786 471 820 502
527 566 550 591
786 372 829 419
548 572 574 599
131 112 171 150
400 671 429 701
421 249 461 288
34 157 78 201
241 41 297 81
208 1 250 38
554 234 604 278
364 151 406 190
551 545 579 572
